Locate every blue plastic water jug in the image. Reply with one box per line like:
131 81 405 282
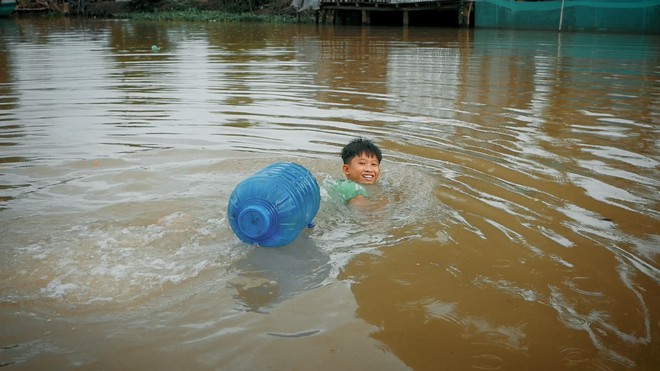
227 162 321 247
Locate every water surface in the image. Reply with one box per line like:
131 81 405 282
0 18 658 370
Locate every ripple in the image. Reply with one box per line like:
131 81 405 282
557 311 591 330
267 329 321 338
470 354 504 370
491 259 512 268
423 300 463 326
560 347 615 371
564 277 604 297
560 346 591 365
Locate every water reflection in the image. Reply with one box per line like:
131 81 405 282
230 238 331 312
0 17 658 370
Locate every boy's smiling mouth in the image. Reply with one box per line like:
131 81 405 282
361 174 375 183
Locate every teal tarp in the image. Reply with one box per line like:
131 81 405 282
475 0 660 33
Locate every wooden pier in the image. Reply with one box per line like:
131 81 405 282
317 0 473 27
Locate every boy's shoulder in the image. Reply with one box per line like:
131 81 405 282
334 179 367 203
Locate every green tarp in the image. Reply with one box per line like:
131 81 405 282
475 0 660 33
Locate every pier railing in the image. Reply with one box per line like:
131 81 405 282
319 0 465 8
315 0 472 26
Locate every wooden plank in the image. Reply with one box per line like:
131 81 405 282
319 0 462 12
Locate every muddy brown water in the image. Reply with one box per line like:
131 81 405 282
0 17 658 370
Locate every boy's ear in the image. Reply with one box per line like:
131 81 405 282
342 163 350 175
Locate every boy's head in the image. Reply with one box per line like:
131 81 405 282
340 137 382 185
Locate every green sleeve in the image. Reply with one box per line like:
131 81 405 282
335 180 367 203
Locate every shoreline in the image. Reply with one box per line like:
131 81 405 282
9 1 315 23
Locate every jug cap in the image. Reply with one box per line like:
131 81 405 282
237 202 277 241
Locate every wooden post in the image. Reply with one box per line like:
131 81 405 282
403 10 409 27
362 10 370 25
467 1 473 27
559 0 566 32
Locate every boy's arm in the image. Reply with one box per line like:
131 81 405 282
348 194 368 207
348 194 388 210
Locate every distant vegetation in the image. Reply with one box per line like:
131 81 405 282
127 0 287 14
118 0 316 23
121 9 308 23
122 0 306 18
17 0 314 22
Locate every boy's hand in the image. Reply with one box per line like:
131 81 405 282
348 195 388 211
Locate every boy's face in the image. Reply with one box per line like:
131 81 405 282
343 152 380 185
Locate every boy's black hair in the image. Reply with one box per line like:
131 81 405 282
341 137 382 164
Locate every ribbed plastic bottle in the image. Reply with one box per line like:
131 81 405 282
227 162 321 247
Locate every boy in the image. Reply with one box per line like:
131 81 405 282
335 137 382 207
